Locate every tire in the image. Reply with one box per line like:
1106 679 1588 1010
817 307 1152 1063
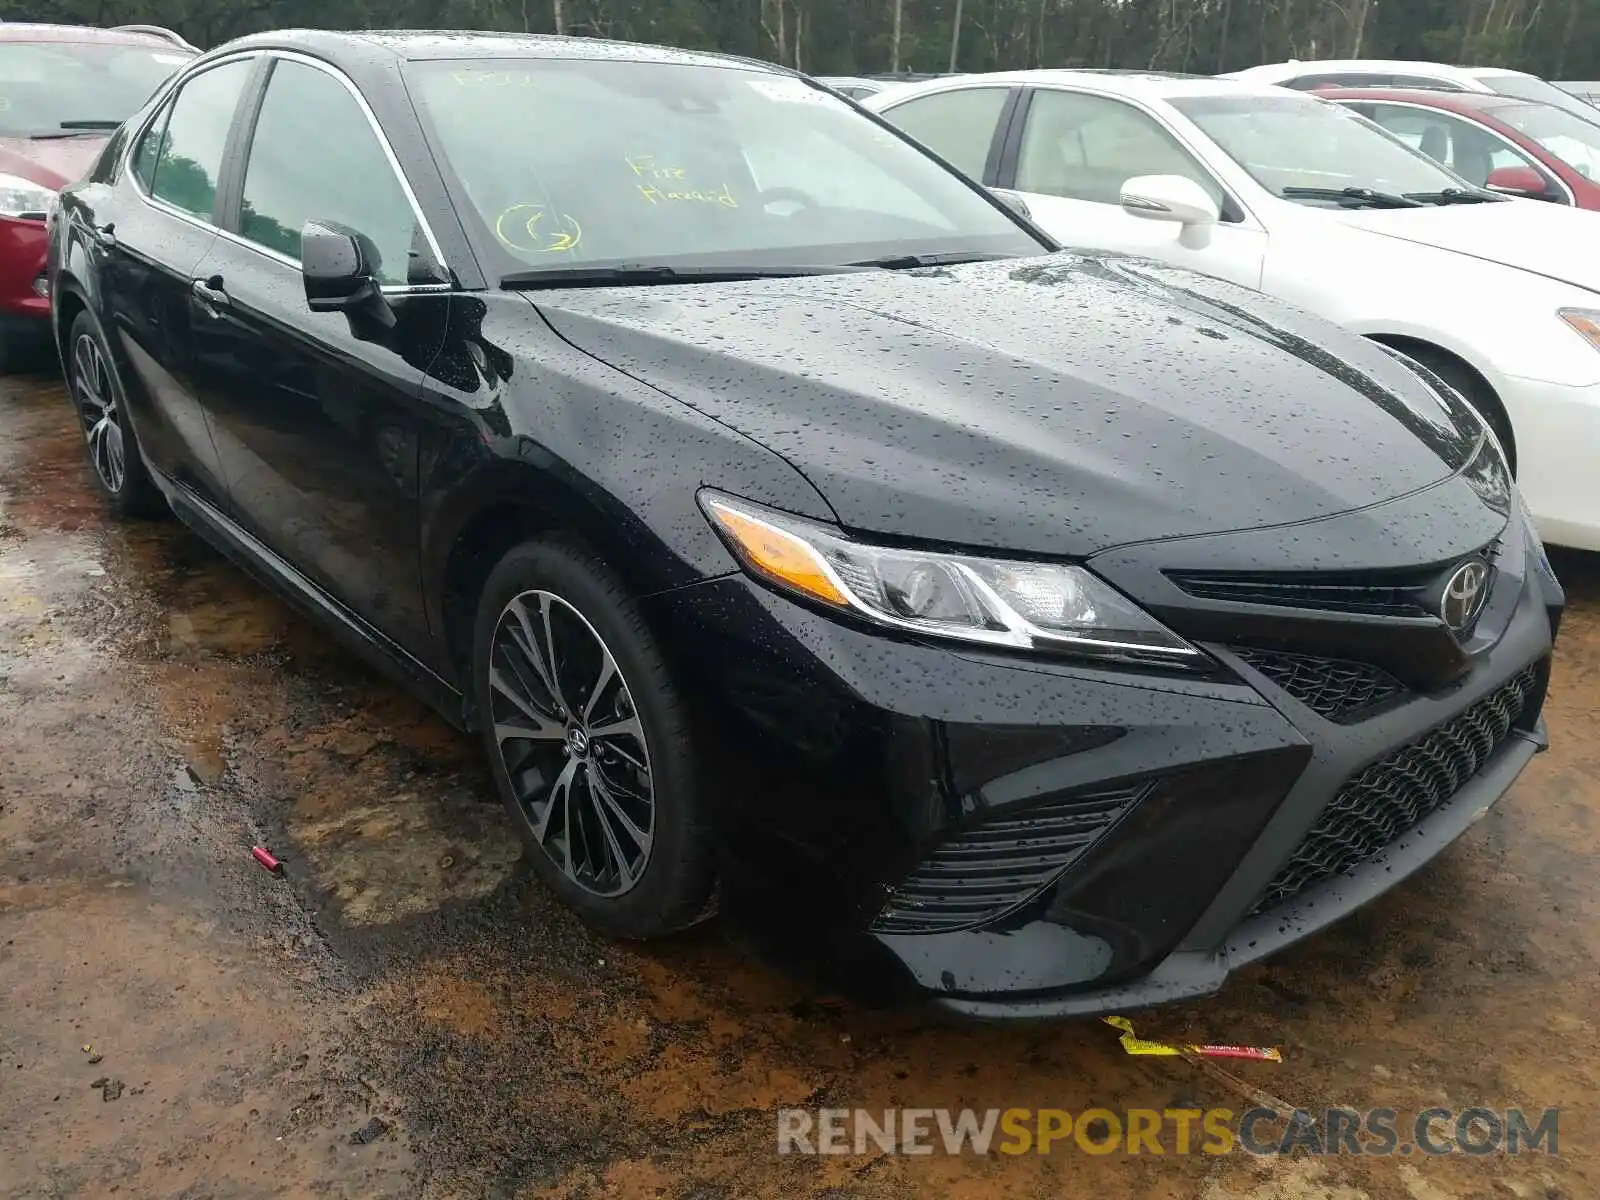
1404 346 1518 476
471 537 713 939
64 310 166 518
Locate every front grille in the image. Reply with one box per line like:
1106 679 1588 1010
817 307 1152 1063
1249 663 1540 916
871 784 1144 935
1233 647 1406 722
1170 538 1503 619
1169 571 1428 616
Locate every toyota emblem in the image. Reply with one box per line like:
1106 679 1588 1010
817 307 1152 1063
1440 560 1490 632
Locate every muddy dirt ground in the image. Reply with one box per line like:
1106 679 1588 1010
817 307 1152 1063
2 369 1596 1200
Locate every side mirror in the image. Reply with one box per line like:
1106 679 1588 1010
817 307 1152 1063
302 220 395 327
1120 174 1220 248
1485 164 1551 198
988 187 1032 221
1120 174 1220 226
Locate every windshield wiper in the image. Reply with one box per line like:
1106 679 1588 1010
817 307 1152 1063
499 263 870 289
850 251 1010 269
1404 188 1506 205
1280 186 1425 209
59 119 124 129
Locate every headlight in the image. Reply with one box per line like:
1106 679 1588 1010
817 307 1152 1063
699 490 1204 667
0 172 57 221
1559 308 1600 351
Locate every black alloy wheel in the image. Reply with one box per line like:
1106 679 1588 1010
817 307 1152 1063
473 539 713 937
491 587 655 896
65 311 164 517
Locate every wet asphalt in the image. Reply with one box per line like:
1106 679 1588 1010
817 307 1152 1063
1 368 1597 1199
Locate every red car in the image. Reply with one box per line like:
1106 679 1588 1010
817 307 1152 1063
1319 86 1600 210
0 24 194 369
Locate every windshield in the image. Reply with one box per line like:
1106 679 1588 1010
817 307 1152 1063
1472 71 1600 126
1491 101 1600 177
406 59 1044 276
1172 93 1474 203
0 41 192 137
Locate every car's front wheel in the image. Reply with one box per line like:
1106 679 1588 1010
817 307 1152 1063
65 311 165 517
471 538 714 938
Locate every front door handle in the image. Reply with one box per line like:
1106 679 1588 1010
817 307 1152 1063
190 275 230 316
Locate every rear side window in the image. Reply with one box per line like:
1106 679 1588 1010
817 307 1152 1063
143 59 253 222
879 87 1010 180
237 59 424 285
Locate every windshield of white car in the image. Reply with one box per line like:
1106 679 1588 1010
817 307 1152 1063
1172 93 1483 206
407 59 1046 277
1472 71 1600 126
1489 101 1600 177
0 41 192 138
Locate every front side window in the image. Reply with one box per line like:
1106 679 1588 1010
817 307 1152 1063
145 59 254 221
1014 89 1224 207
408 61 1042 275
1173 93 1474 203
237 59 425 285
0 40 192 137
878 87 1010 180
1360 104 1542 186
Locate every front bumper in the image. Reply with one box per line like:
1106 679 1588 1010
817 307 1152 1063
1502 372 1600 551
642 496 1561 1019
0 215 50 330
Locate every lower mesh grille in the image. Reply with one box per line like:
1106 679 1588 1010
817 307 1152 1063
1250 663 1540 917
1233 647 1407 722
871 784 1144 935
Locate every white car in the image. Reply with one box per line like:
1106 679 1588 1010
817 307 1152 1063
1226 59 1600 128
865 71 1600 551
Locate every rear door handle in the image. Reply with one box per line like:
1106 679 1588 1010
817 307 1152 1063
190 275 230 316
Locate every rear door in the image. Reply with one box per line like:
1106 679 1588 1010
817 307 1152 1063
188 54 452 658
995 87 1267 288
103 55 258 510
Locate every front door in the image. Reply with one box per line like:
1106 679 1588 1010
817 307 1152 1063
190 55 450 659
1001 88 1268 289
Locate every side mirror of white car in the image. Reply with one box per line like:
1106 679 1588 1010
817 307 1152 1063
1120 175 1220 248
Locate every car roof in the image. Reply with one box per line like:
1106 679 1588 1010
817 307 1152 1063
213 27 785 73
869 68 1291 103
1226 59 1527 82
0 21 191 47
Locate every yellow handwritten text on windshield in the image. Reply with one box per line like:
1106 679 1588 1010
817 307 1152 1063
626 154 739 208
494 204 582 253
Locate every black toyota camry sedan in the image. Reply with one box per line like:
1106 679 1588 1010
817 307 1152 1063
48 30 1562 1018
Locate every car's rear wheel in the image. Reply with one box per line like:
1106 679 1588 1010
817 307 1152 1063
471 538 713 938
65 311 165 517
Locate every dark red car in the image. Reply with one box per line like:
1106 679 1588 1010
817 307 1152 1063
1320 86 1600 210
0 24 194 369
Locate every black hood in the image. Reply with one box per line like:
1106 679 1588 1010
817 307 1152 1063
532 252 1487 558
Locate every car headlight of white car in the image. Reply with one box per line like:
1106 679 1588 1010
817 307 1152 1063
0 172 57 221
1558 308 1600 351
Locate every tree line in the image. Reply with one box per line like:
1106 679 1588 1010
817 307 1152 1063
9 0 1600 84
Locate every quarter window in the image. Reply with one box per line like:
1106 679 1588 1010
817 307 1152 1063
1015 90 1224 208
880 87 1010 180
143 59 253 221
237 59 425 285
